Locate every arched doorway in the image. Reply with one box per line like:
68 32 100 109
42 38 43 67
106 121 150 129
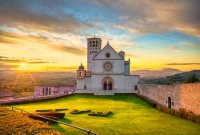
168 97 171 108
101 76 114 90
108 81 112 90
134 85 138 90
103 81 107 90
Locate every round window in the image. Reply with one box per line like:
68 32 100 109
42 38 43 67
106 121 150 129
103 62 113 72
106 53 110 58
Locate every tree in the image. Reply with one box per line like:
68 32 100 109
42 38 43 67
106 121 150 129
184 73 199 83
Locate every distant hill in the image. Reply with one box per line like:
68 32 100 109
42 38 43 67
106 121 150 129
131 68 182 79
141 70 200 84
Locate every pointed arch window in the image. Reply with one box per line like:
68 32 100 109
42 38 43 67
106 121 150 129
103 81 107 90
108 81 112 90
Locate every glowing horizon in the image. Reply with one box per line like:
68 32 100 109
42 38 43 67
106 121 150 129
0 0 200 72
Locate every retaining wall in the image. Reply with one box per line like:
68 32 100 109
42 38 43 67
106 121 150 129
0 93 73 105
139 83 200 115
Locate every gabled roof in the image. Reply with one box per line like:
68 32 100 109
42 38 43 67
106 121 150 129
93 42 124 60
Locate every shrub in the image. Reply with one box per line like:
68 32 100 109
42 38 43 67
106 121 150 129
28 114 58 124
36 109 51 112
88 111 111 116
36 108 68 112
35 112 65 118
156 105 200 124
70 109 91 114
55 108 68 111
184 73 199 83
196 116 200 124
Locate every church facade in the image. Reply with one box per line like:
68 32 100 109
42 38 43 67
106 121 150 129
76 37 140 95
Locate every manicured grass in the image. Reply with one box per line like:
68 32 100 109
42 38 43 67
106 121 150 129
12 95 200 135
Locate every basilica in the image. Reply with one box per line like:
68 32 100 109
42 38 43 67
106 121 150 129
76 37 140 95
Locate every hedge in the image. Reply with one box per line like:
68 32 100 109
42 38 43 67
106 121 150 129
36 109 51 112
70 109 91 114
28 114 58 124
55 108 68 111
36 108 68 112
88 111 111 116
34 112 65 118
156 105 200 124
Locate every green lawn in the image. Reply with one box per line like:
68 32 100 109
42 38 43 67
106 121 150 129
12 95 200 135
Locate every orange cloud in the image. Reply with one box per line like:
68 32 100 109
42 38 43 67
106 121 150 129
166 46 183 52
179 42 200 47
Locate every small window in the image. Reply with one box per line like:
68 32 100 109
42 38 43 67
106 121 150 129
79 72 82 77
106 53 110 58
134 85 137 90
96 41 98 47
93 41 95 47
90 41 92 47
84 85 86 90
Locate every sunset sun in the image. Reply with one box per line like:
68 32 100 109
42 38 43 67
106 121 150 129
21 63 26 67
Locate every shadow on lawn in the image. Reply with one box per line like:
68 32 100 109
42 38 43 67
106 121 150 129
79 95 151 106
51 123 67 133
51 118 72 133
59 118 72 124
107 112 115 118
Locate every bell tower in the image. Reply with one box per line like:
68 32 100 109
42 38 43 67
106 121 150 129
87 37 102 71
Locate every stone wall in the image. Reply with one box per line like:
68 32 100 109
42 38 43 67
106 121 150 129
139 83 200 115
180 83 200 115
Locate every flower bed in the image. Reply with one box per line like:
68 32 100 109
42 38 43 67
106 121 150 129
28 114 58 124
36 108 68 112
34 112 65 118
55 108 68 111
70 109 91 114
88 111 111 116
36 109 51 112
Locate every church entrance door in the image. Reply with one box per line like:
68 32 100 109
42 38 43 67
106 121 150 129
108 81 112 90
103 81 107 90
101 76 114 90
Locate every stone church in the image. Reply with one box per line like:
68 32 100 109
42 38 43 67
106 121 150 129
75 37 140 95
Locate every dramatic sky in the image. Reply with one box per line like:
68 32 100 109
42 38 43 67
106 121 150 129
0 0 200 72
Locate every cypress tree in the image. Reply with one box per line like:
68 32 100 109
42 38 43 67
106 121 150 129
184 73 199 83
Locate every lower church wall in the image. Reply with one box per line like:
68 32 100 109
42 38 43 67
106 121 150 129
124 76 139 91
91 75 125 90
76 79 85 90
139 83 200 115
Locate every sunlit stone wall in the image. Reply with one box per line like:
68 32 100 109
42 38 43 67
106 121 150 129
139 83 200 115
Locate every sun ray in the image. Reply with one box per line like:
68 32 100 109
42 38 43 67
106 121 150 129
13 70 22 90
